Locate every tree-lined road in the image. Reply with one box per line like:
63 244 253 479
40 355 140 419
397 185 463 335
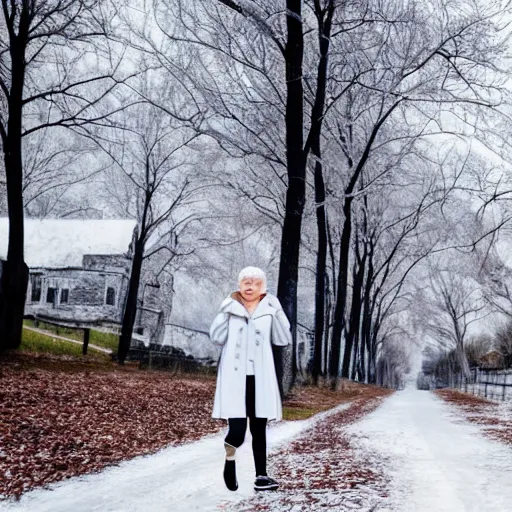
351 388 512 512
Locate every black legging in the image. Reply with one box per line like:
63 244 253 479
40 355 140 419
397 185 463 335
225 376 268 477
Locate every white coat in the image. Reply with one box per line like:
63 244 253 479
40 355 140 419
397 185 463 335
209 292 292 421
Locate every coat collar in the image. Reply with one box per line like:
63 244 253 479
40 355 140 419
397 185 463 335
224 292 277 319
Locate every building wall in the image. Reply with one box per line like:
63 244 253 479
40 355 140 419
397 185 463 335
479 351 505 369
26 266 128 324
137 307 165 344
22 251 176 347
83 254 132 273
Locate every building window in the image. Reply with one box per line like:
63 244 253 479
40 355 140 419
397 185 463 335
106 287 116 306
46 287 56 304
30 274 42 303
60 289 69 304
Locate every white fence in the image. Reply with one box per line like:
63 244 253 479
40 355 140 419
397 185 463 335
454 369 512 402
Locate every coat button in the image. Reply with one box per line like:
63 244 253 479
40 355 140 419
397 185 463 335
256 329 261 334
235 353 240 359
256 340 260 346
234 367 238 371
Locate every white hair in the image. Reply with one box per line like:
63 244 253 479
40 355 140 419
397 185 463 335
238 266 267 292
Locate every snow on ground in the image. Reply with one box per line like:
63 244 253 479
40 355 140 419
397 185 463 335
5 385 512 511
0 404 350 512
230 389 392 512
350 387 512 512
436 389 512 448
493 400 512 430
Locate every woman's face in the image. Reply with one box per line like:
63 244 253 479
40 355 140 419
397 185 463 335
239 278 264 302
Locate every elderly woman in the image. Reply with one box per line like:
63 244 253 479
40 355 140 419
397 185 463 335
209 266 292 492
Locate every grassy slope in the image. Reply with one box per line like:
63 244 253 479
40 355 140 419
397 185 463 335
20 328 111 361
23 319 118 351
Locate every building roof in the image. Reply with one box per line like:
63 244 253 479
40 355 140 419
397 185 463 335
0 218 137 268
480 350 502 359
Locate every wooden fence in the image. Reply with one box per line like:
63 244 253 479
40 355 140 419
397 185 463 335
453 368 512 402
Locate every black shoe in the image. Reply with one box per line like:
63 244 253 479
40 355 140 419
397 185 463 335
254 475 279 491
223 459 238 491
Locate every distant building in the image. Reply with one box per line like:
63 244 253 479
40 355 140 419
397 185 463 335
479 350 504 369
0 218 168 344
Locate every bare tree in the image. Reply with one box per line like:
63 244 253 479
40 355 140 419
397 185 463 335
0 0 134 349
322 0 508 384
423 267 487 378
376 338 411 389
336 140 492 384
357 193 442 383
90 98 209 362
305 0 336 385
22 128 103 218
117 0 508 387
143 0 336 392
495 321 512 368
479 245 512 318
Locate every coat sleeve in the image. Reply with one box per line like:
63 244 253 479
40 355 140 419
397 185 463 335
272 307 292 347
209 297 232 346
209 312 229 346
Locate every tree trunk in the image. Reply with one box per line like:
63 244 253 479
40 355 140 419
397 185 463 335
348 248 366 380
349 259 359 382
368 316 381 384
456 341 471 379
361 252 374 383
323 273 332 376
0 160 29 349
323 216 337 377
329 197 353 380
313 162 327 384
358 330 366 382
118 240 145 363
0 15 30 351
310 1 334 385
276 0 305 395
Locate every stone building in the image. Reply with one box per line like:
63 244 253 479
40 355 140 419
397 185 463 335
479 350 504 369
0 218 168 344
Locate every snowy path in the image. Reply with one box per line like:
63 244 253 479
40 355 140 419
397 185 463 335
0 403 350 512
351 387 512 512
